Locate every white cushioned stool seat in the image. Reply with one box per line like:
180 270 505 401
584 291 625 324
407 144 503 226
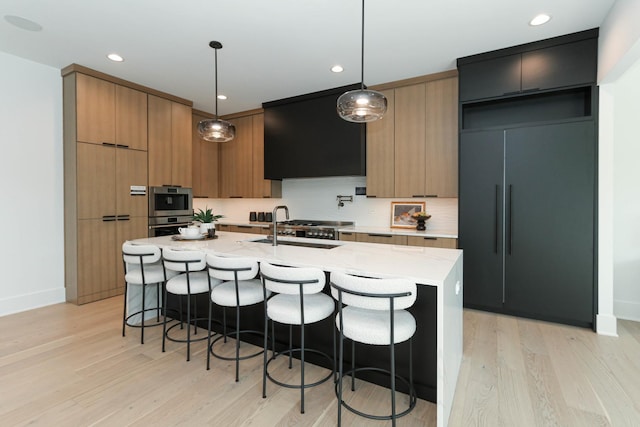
166 271 214 295
211 279 264 307
126 264 177 285
268 293 335 325
337 306 416 345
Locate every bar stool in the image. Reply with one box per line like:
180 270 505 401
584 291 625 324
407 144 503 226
122 242 177 344
206 254 267 381
162 248 221 362
330 272 418 426
260 262 335 414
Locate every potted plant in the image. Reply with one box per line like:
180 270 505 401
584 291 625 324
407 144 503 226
193 207 224 235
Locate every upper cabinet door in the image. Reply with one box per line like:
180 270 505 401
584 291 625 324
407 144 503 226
220 116 253 198
366 89 395 198
458 54 521 102
147 95 172 187
76 74 115 145
521 38 597 92
170 102 192 188
394 83 426 198
115 85 147 151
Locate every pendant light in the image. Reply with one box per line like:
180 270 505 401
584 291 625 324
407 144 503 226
337 0 387 123
198 41 236 142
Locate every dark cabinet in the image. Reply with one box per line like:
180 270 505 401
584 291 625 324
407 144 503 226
459 33 597 102
459 121 595 326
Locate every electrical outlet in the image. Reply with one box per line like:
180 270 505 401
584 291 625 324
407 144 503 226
355 186 366 195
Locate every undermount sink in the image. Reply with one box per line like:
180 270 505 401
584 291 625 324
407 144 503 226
250 238 339 249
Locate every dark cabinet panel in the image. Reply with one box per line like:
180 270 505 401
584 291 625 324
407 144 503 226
458 54 521 102
459 121 595 326
522 39 598 92
504 122 595 324
459 130 505 309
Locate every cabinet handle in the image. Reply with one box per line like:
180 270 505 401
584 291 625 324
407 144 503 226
236 225 252 229
341 232 353 236
102 142 116 147
368 234 391 238
412 195 424 198
495 184 499 254
116 144 129 149
423 237 437 240
508 184 513 255
102 215 117 222
117 215 130 221
366 195 377 198
229 196 243 198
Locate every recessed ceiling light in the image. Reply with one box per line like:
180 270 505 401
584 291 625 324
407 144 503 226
4 15 43 32
107 53 124 62
217 94 227 100
530 14 551 26
331 65 344 73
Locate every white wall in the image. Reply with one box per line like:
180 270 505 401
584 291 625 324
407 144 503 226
611 60 640 321
598 0 640 326
0 52 65 316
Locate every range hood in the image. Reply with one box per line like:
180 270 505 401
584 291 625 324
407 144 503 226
263 84 366 180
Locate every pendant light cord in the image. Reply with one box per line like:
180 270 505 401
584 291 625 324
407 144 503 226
214 46 219 118
360 0 365 90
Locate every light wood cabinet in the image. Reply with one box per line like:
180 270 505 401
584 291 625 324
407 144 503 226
339 231 357 241
192 111 220 198
148 95 192 187
356 233 408 245
366 71 458 198
366 89 395 198
219 111 281 198
407 236 457 249
75 73 147 150
63 69 150 305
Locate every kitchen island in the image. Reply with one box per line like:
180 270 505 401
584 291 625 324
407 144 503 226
133 231 463 427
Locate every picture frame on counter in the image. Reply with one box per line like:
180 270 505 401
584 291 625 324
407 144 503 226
390 201 426 228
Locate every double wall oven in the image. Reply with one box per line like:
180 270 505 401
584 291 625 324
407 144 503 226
148 186 193 237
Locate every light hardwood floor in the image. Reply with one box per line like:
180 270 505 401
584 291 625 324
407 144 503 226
1 297 639 426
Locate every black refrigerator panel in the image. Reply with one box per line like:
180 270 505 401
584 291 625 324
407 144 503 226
504 121 595 324
459 129 505 309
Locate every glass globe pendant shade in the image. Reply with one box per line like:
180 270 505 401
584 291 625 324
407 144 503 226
337 89 387 123
197 118 236 142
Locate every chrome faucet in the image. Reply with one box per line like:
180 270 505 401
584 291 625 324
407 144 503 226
272 205 289 246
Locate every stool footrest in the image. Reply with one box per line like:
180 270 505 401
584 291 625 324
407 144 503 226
210 329 264 361
335 366 417 421
265 348 334 390
164 317 211 344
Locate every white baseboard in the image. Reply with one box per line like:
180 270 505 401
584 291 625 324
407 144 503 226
596 313 618 336
614 299 640 323
0 288 66 317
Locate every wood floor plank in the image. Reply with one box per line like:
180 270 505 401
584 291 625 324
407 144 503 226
2 297 640 426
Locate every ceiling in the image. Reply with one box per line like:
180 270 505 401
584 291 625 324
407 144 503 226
1 0 615 115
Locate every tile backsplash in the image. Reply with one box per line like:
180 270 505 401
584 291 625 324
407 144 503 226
193 176 457 232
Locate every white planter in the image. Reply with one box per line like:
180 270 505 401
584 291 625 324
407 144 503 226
199 222 215 234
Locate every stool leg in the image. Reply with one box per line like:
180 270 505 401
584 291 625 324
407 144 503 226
288 325 293 369
271 321 275 357
391 340 396 427
193 296 198 335
186 294 192 362
162 285 168 353
351 340 356 391
122 282 128 337
141 282 146 344
262 315 268 398
223 307 227 343
300 324 305 414
156 282 161 322
337 325 344 426
207 297 213 370
235 304 240 382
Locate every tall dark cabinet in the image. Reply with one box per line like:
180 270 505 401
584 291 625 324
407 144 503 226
457 29 598 328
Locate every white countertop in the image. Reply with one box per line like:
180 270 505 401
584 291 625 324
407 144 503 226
135 231 462 288
216 220 458 239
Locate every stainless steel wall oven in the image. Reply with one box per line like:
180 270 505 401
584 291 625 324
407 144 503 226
148 186 193 237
